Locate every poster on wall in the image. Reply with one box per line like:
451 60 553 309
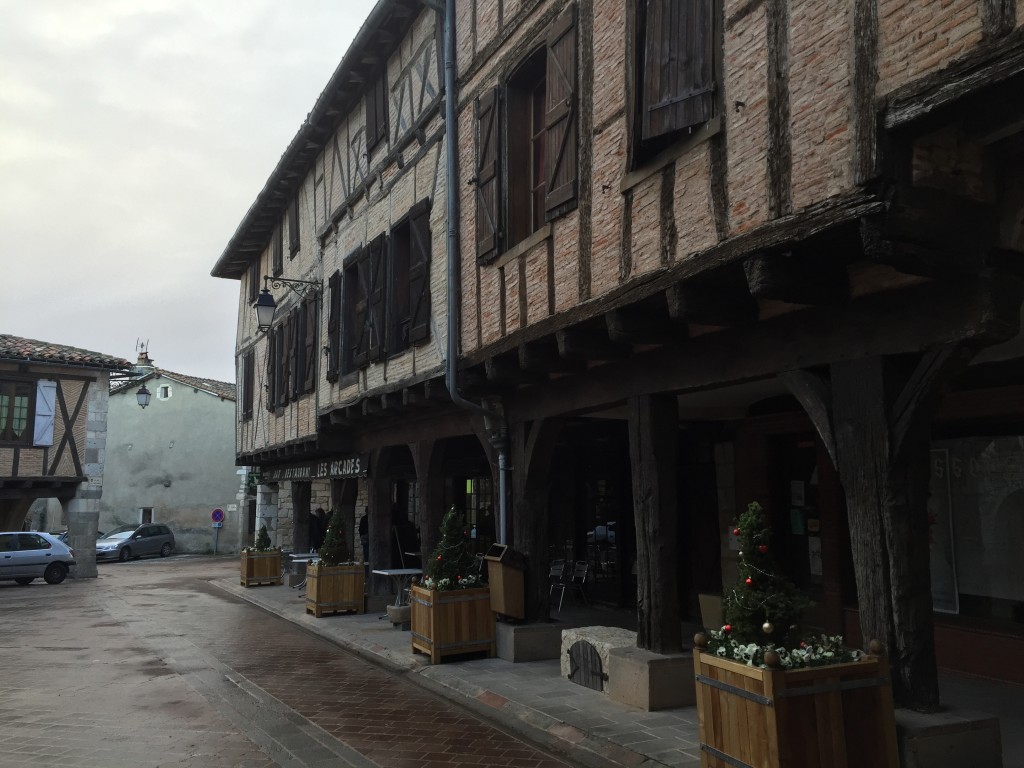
928 449 959 614
807 535 823 579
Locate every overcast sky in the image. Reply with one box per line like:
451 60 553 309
0 0 377 383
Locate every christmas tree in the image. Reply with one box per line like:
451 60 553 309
255 524 273 551
317 509 349 566
423 506 479 590
722 501 811 647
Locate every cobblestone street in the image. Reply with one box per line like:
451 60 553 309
0 557 568 768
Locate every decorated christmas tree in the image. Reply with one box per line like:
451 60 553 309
255 524 273 551
722 501 811 647
423 506 479 591
317 509 350 566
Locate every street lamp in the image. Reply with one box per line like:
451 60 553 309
254 275 321 332
136 383 152 409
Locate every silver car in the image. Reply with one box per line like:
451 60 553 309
0 531 76 585
96 524 175 562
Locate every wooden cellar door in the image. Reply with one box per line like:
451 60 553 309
567 641 606 691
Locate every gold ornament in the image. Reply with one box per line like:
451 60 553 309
762 621 774 634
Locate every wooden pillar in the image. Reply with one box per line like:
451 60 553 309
510 418 562 622
368 447 392 596
628 394 683 654
410 439 444 565
784 346 974 710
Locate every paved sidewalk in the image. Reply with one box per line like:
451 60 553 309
211 573 1024 768
213 577 703 768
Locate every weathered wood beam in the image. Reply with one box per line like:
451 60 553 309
605 306 678 345
518 339 586 374
402 386 423 409
743 251 850 305
556 328 630 361
485 354 545 387
423 379 450 402
362 398 382 417
666 278 758 326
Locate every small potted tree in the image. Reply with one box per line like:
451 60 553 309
692 502 899 767
306 509 365 617
409 506 494 663
240 524 282 587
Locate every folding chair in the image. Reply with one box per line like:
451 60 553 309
563 560 589 610
548 559 568 608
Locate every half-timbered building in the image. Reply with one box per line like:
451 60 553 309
215 0 1024 707
0 335 131 578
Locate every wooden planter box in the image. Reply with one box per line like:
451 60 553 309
694 641 899 768
240 550 282 587
305 563 365 617
410 584 495 663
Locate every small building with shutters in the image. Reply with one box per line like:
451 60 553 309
0 334 131 578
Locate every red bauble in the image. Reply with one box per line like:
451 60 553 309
733 527 741 536
436 555 442 561
723 624 732 633
757 544 768 554
745 577 753 585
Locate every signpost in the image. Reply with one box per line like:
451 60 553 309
212 508 225 553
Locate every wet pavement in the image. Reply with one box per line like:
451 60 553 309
0 556 569 767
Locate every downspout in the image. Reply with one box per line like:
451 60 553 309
442 0 510 544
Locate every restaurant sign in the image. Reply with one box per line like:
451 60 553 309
261 455 369 483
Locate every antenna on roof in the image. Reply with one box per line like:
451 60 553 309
136 338 149 354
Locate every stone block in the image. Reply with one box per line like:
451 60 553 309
284 573 304 588
896 708 1002 768
560 625 637 679
496 620 564 662
386 604 410 630
607 646 695 711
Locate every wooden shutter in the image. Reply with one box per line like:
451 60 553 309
32 380 56 446
545 5 579 218
289 312 301 401
266 329 277 410
366 72 389 152
248 261 259 304
242 351 254 420
272 226 283 275
408 201 432 344
475 88 501 261
367 234 387 362
278 322 290 407
642 0 715 140
303 296 317 393
350 254 371 368
326 271 341 381
288 196 300 255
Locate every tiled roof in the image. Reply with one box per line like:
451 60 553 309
112 369 236 402
0 334 132 372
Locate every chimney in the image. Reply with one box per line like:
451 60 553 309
134 350 155 377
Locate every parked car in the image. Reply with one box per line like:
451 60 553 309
50 530 105 543
96 524 175 563
0 531 76 585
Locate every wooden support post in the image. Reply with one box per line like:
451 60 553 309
627 394 683 654
510 418 563 622
410 439 443 568
368 447 392 596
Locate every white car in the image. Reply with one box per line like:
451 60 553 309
0 531 76 585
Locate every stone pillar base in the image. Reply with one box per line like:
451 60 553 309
495 620 563 662
896 708 1002 768
607 646 695 711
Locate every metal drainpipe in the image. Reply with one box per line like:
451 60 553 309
442 0 510 545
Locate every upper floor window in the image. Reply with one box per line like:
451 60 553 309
241 350 254 421
341 201 432 373
0 380 32 444
635 0 716 161
288 196 300 256
248 260 260 305
272 225 284 276
366 71 389 154
475 5 578 263
265 297 317 410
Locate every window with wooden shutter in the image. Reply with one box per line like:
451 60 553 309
272 225 284 276
474 88 501 262
408 201 432 344
545 5 579 219
640 0 716 142
288 196 300 256
0 380 33 445
367 233 387 362
326 271 341 381
32 380 55 446
303 296 317 393
278 322 291 408
289 311 301 401
506 52 546 247
241 351 254 421
248 260 260 305
266 330 277 410
344 249 371 370
388 220 412 357
366 71 389 154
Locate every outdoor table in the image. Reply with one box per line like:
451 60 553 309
371 567 423 606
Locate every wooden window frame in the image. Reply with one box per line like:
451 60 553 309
288 195 300 256
365 71 389 154
272 225 284 276
326 271 342 382
241 350 254 421
0 379 34 445
248 260 260 305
